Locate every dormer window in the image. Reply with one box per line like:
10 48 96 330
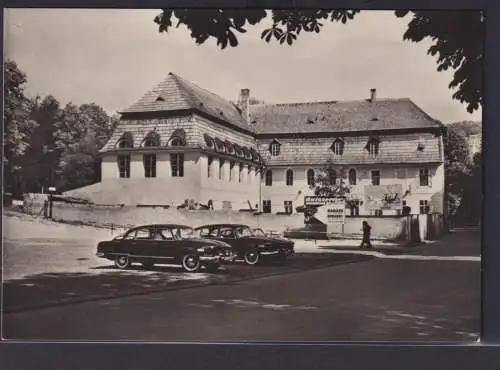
168 128 186 146
117 132 134 148
366 137 380 156
203 134 215 149
269 140 281 156
330 138 344 156
155 96 165 102
417 139 425 152
142 131 160 147
225 140 235 155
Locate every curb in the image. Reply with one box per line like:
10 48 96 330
3 256 371 314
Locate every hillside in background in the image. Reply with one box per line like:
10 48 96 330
448 121 482 136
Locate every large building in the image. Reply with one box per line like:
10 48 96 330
65 72 446 216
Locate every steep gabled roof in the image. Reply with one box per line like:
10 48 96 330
120 72 252 133
249 99 443 135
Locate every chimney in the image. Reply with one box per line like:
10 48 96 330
238 88 250 123
370 88 377 102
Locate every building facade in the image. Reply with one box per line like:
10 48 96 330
65 73 446 216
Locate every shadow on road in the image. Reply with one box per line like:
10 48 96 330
3 253 372 313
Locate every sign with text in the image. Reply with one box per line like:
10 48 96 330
305 196 346 225
364 184 403 211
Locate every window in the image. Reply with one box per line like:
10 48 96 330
263 200 272 214
270 142 280 156
229 161 235 181
219 159 224 180
350 200 360 216
118 132 133 148
118 155 130 178
135 228 152 240
265 170 273 186
207 156 213 178
367 138 379 156
328 169 337 186
284 201 293 214
170 137 184 146
286 169 294 186
419 200 430 214
171 153 184 177
371 170 380 186
331 139 344 156
348 168 357 185
143 132 160 147
419 168 430 187
307 169 315 186
143 154 157 178
248 166 252 183
238 163 243 183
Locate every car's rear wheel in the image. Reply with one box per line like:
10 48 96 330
114 255 130 269
182 254 201 272
244 250 260 265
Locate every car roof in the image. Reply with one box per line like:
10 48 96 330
194 223 250 230
127 224 192 232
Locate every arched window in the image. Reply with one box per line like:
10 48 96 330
142 132 160 147
328 169 337 186
265 170 273 186
168 128 186 146
348 168 357 185
286 169 294 186
117 132 134 148
307 169 315 186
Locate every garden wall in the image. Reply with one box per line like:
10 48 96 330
49 202 305 233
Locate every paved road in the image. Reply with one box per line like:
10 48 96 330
3 256 479 341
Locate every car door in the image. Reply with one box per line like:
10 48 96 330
130 226 155 258
151 226 177 262
219 226 243 254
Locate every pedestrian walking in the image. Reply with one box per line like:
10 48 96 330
360 220 373 249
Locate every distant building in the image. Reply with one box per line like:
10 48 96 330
65 73 446 216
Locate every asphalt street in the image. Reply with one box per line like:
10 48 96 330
2 213 480 342
3 255 479 341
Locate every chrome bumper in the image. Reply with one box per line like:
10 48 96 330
96 252 105 258
200 254 236 263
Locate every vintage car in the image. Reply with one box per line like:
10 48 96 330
194 224 295 265
96 224 234 272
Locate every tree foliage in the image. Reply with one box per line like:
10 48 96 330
154 9 483 113
3 60 119 196
3 60 38 188
443 122 481 225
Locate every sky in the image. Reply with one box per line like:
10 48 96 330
4 9 482 124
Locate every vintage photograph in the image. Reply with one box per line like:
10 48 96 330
3 9 482 341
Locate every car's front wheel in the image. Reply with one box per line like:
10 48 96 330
244 250 260 265
182 254 201 272
114 255 131 269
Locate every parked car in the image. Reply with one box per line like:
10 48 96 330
96 224 234 272
194 224 295 265
283 224 328 240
